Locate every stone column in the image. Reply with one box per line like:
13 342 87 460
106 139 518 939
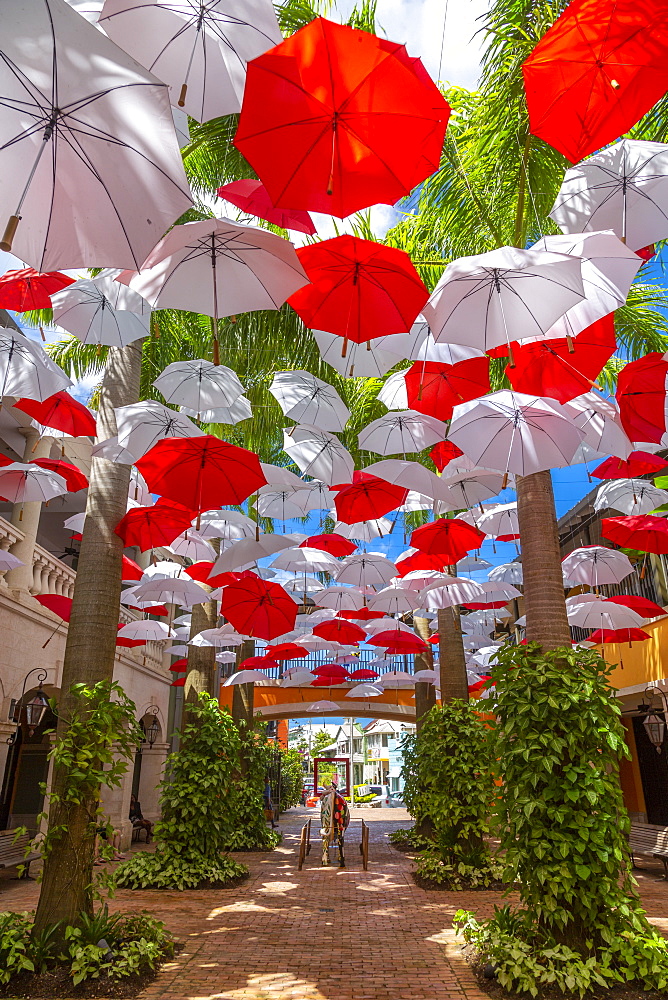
6 429 52 594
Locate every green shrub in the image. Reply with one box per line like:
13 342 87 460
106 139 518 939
0 912 35 985
388 827 433 850
278 746 305 811
415 850 504 890
222 723 282 851
458 643 668 996
116 851 247 891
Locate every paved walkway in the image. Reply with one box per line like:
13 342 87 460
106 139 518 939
2 807 668 1000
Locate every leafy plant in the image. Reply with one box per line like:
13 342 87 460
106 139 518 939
388 827 433 851
457 644 668 995
223 722 281 851
415 852 504 890
278 745 306 811
0 912 35 985
114 851 246 891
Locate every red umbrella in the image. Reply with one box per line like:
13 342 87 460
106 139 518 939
589 628 650 644
34 593 72 619
469 676 491 694
287 235 429 344
505 316 616 404
405 356 490 420
368 630 427 652
313 664 350 678
394 549 448 576
616 352 668 444
184 561 231 587
234 17 450 219
121 555 144 581
592 451 668 479
339 607 386 621
128 603 169 616
601 514 668 554
169 658 188 672
334 471 408 524
523 0 668 163
637 245 656 262
300 533 356 557
312 619 366 644
348 667 380 679
0 268 74 310
311 676 345 686
429 439 463 472
410 518 485 563
32 458 88 492
136 436 267 511
462 600 509 611
265 642 309 660
14 391 96 437
115 502 194 551
605 595 666 617
116 623 145 648
171 677 187 687
217 180 316 235
240 656 277 668
220 576 297 641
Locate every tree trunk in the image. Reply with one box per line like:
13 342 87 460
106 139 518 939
184 599 218 711
516 471 571 650
34 341 143 935
437 608 469 702
414 681 436 732
231 682 255 731
413 615 433 673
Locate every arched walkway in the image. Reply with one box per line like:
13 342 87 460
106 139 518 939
219 685 418 723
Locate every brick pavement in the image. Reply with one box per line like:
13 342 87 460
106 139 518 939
1 807 668 1000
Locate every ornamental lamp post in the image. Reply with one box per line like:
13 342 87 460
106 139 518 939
144 713 160 747
7 668 49 744
642 686 668 753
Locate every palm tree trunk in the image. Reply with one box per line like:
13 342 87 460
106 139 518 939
413 615 433 672
34 341 143 934
437 607 469 702
516 471 571 649
184 599 218 711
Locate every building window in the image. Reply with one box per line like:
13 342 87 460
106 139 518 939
381 734 388 748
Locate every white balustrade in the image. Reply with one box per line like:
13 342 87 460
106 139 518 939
0 514 25 588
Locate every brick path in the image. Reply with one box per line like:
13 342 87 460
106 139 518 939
2 806 668 1000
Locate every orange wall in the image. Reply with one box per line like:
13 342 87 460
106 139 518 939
597 617 668 691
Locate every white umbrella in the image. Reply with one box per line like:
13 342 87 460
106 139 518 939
180 397 252 425
531 232 643 341
335 553 397 589
594 479 668 516
363 459 451 501
117 620 175 640
153 359 244 412
395 569 450 591
259 464 307 489
378 370 409 410
271 547 340 574
476 502 519 537
476 581 521 603
172 613 192 625
358 411 447 455
64 512 86 533
420 578 485 609
423 246 584 353
0 0 192 269
441 470 511 509
488 562 523 585
448 391 585 476
269 371 350 432
140 560 184 580
210 533 299 574
282 575 322 594
168 531 216 563
283 425 354 486
0 550 24 572
0 331 71 400
333 518 393 542
91 436 136 464
256 488 310 521
550 139 668 251
126 218 308 318
166 643 189 656
50 279 150 348
368 587 421 614
313 587 366 613
114 400 202 460
295 480 338 513
312 328 405 378
413 669 438 683
99 0 281 123
346 684 384 698
282 670 317 687
197 509 256 539
561 546 634 587
562 393 632 461
303 700 342 713
378 672 416 689
196 626 244 647
398 492 435 512
567 599 644 630
457 556 492 573
0 463 67 504
132 577 212 606
223 670 279 686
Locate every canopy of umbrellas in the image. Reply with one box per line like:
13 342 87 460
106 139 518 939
1 0 668 694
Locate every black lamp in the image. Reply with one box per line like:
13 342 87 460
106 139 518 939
25 688 49 736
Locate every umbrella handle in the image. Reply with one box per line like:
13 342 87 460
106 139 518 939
178 83 188 107
0 216 19 253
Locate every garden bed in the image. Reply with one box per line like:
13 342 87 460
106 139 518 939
413 871 508 892
0 950 180 999
471 960 666 1000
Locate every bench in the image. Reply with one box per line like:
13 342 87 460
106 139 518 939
629 822 668 877
0 829 40 878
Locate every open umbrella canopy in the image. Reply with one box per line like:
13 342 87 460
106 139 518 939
234 17 450 218
117 620 175 641
616 352 668 445
312 619 366 644
312 586 365 613
136 435 266 510
99 0 281 123
0 331 71 401
601 514 668 554
34 593 73 620
288 235 428 344
50 278 150 348
505 316 616 404
592 451 668 479
423 246 585 352
368 586 421 614
368 630 427 652
394 547 448 576
218 179 316 235
488 562 524 585
301 534 356 557
115 500 194 551
271 546 340 575
567 598 644 630
14 391 96 437
522 0 668 163
269 371 350 432
594 479 668 516
358 410 446 455
133 576 212 606
0 463 68 504
211 534 300 574
221 576 298 641
561 545 634 586
429 439 465 473
550 140 668 251
334 552 397 588
0 0 192 270
311 328 406 378
562 393 632 461
264 642 309 660
153 359 245 413
363 460 450 502
589 627 651 644
283 424 354 486
32 458 88 492
334 471 408 524
0 268 74 310
114 400 202 460
403 356 490 420
605 595 665 617
420 577 486 609
410 518 485 563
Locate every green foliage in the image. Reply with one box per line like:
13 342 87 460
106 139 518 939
458 643 668 995
115 694 249 888
400 702 494 868
415 852 504 890
388 827 435 851
223 723 281 851
0 910 172 988
278 745 305 811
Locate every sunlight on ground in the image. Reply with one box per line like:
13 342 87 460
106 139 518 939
256 880 299 893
